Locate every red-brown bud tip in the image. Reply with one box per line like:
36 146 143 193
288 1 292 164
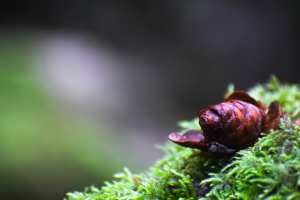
199 109 222 133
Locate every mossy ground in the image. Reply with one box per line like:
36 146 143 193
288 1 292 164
66 76 300 200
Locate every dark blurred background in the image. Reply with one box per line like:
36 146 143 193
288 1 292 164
0 1 300 199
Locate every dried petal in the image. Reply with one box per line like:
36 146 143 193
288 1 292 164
224 91 260 107
168 130 212 151
262 100 283 132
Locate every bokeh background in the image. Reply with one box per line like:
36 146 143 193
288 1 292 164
1 1 300 199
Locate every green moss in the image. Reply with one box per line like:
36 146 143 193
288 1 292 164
66 76 300 200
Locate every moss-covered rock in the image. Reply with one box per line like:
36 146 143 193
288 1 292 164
66 76 300 200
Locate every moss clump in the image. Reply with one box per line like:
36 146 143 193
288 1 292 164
66 76 300 200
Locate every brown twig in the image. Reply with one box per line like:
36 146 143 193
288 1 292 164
78 186 87 198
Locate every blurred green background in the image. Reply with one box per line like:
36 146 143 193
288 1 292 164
1 1 300 199
0 34 124 199
0 33 161 199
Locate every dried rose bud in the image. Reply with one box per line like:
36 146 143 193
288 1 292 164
169 91 283 153
198 100 266 149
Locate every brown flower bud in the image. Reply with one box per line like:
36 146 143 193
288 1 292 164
199 100 266 149
168 91 283 153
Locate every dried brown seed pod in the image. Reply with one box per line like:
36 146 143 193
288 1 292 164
168 91 284 153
